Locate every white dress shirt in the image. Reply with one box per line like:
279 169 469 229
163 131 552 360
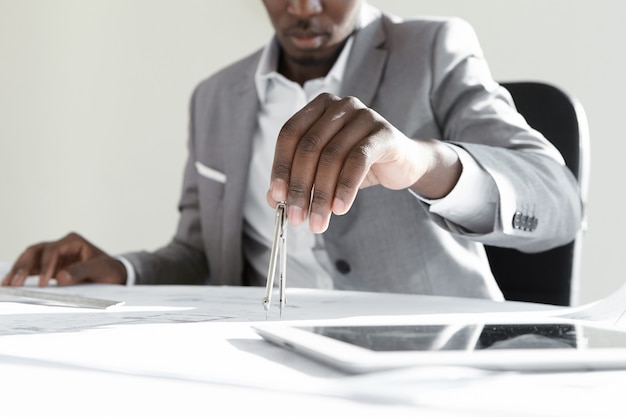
242 37 355 289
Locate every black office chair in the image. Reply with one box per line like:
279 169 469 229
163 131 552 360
485 81 590 306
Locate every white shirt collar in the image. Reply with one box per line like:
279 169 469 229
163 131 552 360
254 35 354 103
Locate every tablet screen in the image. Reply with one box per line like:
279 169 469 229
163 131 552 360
296 323 626 352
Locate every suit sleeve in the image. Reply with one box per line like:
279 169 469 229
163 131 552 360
427 18 583 252
119 86 209 285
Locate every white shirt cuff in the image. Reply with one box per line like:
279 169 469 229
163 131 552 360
417 144 498 233
115 256 136 286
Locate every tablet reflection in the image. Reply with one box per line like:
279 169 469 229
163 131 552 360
304 323 579 352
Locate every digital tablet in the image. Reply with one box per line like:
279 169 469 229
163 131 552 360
253 319 626 373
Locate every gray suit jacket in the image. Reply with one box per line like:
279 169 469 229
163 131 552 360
124 7 582 299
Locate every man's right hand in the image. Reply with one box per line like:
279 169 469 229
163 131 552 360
1 232 127 287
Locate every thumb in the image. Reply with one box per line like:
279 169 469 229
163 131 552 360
58 256 126 285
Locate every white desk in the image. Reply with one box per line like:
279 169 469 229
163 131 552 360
0 284 624 417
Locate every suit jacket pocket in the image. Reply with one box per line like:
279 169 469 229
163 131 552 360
195 161 227 184
195 161 226 202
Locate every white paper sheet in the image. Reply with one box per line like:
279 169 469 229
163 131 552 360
1 266 626 416
556 281 626 326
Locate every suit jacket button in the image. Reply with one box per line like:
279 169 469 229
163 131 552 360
513 211 522 229
521 214 530 230
335 260 351 275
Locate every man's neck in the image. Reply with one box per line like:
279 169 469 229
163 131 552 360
278 60 332 86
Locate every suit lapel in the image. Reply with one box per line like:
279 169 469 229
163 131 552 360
214 62 260 285
222 72 259 196
340 8 387 107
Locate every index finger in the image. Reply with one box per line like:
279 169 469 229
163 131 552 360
268 93 336 206
1 243 47 286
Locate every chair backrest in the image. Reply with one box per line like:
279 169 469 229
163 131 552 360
484 81 590 306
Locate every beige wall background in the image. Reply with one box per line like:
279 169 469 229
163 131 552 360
0 1 623 304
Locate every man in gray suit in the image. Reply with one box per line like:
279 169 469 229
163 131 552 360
2 1 582 300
